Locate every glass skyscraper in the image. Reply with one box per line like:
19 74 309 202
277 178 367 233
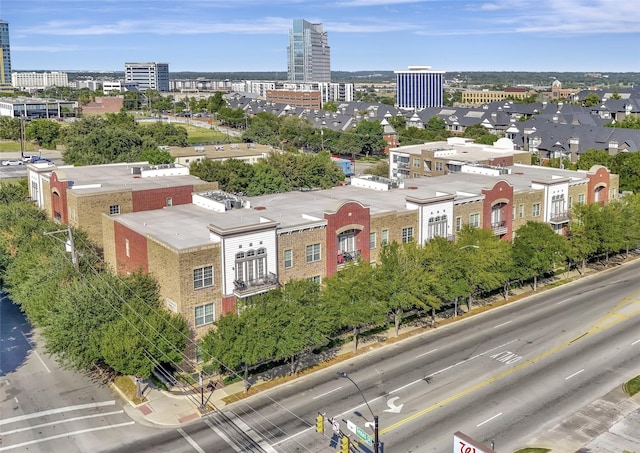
395 66 445 110
287 19 331 83
0 20 11 86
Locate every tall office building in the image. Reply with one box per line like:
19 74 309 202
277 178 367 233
124 62 170 92
0 20 11 86
287 19 331 83
395 66 445 110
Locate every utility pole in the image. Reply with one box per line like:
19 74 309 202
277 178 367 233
44 226 79 270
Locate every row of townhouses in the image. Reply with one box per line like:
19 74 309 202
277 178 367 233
27 146 618 354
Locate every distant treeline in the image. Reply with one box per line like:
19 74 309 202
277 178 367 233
63 71 640 86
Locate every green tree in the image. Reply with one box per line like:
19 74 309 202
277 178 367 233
323 101 338 113
355 120 387 156
138 148 175 165
567 202 601 272
583 93 600 107
98 273 189 377
577 148 612 171
322 260 387 352
25 119 61 149
0 116 21 141
377 241 439 336
611 151 640 193
140 122 188 146
257 279 333 375
513 221 568 290
245 161 291 195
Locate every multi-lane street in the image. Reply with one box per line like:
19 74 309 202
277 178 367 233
2 258 640 452
209 259 640 453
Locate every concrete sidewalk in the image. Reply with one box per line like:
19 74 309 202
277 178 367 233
524 387 640 452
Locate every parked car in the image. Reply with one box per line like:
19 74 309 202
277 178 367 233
30 157 52 164
22 155 38 162
1 159 23 166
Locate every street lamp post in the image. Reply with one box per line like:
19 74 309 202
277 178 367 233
337 371 379 453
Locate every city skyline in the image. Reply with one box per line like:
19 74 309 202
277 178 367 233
3 0 640 74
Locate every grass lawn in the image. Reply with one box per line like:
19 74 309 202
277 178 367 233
178 124 237 144
0 140 39 152
113 375 147 405
624 375 640 396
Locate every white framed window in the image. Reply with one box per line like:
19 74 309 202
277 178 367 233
455 216 462 232
578 194 585 204
519 204 524 218
532 203 540 217
194 303 214 327
427 216 447 240
413 158 420 168
306 244 321 263
109 204 120 216
166 197 173 207
125 239 130 257
284 249 293 269
193 265 213 289
470 213 480 228
568 196 573 209
369 232 376 249
381 229 389 246
235 248 267 282
401 227 414 243
308 275 321 284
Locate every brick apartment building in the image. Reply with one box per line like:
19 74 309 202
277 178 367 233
100 162 617 349
27 161 218 248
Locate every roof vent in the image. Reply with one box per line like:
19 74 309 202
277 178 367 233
254 206 267 211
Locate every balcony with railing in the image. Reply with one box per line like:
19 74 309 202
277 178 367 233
491 220 508 236
233 272 279 298
337 249 361 267
549 211 571 224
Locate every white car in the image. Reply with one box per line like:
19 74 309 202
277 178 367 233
1 159 23 166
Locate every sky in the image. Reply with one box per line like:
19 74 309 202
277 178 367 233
2 0 639 74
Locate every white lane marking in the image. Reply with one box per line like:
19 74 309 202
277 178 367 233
632 338 640 346
226 411 279 453
391 339 520 394
565 369 585 380
0 400 116 426
178 428 206 453
477 412 502 427
415 348 438 358
204 419 243 452
493 321 512 329
0 410 124 435
13 397 18 404
556 298 571 305
0 421 134 451
20 331 51 373
312 386 342 400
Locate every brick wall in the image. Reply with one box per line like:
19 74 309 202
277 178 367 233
147 238 222 340
113 222 149 274
49 173 69 222
73 189 133 249
482 180 513 240
586 166 611 204
277 227 327 283
132 186 193 211
324 201 371 277
452 199 484 235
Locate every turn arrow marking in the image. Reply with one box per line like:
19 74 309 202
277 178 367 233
384 396 404 413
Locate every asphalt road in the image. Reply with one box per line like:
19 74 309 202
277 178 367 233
2 260 639 453
210 260 640 453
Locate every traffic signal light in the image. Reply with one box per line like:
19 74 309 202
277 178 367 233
340 435 350 453
316 413 324 433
